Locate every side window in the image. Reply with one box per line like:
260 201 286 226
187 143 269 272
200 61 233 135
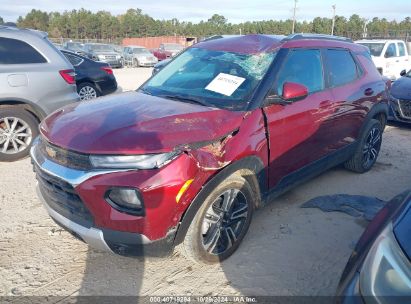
0 37 47 64
398 43 406 57
385 43 397 58
325 49 359 87
276 49 324 95
63 53 83 66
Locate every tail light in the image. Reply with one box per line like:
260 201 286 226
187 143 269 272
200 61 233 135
101 66 113 75
59 69 76 84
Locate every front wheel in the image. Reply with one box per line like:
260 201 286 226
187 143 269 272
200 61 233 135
180 174 254 264
344 119 383 173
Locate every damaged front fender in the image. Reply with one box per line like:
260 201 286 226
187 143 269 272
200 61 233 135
180 129 239 171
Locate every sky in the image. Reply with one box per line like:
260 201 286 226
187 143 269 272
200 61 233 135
1 0 410 23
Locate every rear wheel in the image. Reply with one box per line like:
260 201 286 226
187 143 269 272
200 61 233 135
0 108 39 162
344 119 382 173
78 83 99 101
180 174 254 264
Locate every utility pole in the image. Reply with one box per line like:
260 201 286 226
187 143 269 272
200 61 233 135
362 18 368 38
292 0 297 34
331 4 336 35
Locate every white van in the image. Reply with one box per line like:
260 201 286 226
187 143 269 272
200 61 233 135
355 39 411 80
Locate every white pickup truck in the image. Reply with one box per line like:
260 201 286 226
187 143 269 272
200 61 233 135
355 39 411 80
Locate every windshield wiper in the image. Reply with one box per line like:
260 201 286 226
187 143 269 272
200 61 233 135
139 88 152 95
159 94 210 107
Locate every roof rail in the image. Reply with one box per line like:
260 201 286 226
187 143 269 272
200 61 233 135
0 24 19 30
282 33 353 43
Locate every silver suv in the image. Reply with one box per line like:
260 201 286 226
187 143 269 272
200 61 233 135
0 26 79 161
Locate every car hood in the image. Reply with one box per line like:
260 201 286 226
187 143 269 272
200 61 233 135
391 76 411 100
92 51 118 56
136 54 156 59
40 91 245 154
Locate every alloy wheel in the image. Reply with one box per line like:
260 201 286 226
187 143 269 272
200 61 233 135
78 86 97 100
362 126 381 168
201 189 249 256
0 117 32 154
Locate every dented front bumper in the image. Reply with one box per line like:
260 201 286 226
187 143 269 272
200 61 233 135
30 138 217 256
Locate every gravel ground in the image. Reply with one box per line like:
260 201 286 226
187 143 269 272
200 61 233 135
1 67 411 299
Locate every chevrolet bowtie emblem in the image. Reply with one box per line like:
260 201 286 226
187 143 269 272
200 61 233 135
45 146 57 158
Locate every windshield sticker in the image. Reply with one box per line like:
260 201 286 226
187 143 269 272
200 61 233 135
205 73 246 96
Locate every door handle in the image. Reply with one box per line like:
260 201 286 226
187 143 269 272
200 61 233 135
364 88 374 96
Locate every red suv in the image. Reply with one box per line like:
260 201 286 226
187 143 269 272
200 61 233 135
32 34 389 263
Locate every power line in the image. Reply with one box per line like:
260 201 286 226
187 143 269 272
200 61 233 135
292 0 297 34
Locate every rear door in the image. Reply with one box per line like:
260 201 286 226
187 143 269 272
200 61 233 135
322 48 367 151
263 48 335 188
0 36 46 99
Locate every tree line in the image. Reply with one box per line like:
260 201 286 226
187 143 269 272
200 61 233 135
2 8 411 40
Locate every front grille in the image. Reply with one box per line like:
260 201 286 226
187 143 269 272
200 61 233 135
35 163 93 227
37 137 92 171
105 55 116 60
398 100 411 119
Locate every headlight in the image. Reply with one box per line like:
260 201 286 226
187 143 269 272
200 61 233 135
97 54 105 60
89 152 179 169
360 224 411 301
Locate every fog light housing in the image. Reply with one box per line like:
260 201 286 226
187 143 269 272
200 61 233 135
105 187 144 216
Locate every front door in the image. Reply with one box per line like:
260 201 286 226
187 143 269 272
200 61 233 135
384 42 398 79
263 49 335 189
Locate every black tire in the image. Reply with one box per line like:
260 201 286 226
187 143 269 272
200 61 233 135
179 174 254 264
344 119 383 173
77 82 99 101
133 59 139 67
0 107 39 162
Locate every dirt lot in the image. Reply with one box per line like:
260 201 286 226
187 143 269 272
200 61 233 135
1 67 411 299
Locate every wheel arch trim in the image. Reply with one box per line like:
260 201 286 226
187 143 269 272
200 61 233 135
0 98 46 121
360 102 389 135
173 155 266 245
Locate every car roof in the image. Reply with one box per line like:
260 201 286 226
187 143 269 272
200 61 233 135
196 33 366 55
0 25 48 39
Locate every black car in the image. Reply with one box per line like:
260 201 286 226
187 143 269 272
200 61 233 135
337 190 411 303
61 50 118 101
388 69 411 124
63 41 86 56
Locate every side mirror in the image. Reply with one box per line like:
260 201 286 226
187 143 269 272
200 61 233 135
400 69 407 77
282 82 308 102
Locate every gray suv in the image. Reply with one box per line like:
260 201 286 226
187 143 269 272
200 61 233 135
82 43 123 68
0 26 79 161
